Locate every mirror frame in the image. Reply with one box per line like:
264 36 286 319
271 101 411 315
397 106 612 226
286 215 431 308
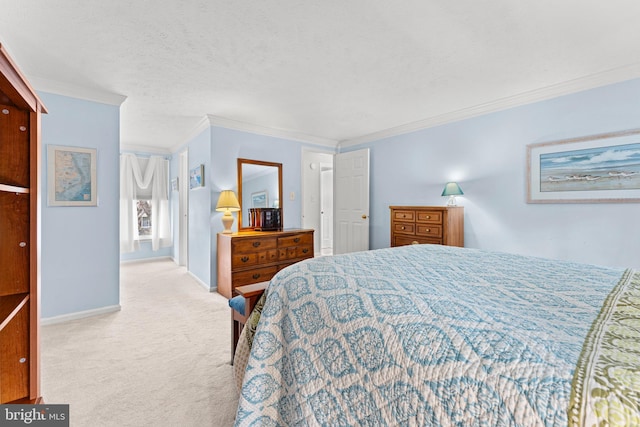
237 158 283 230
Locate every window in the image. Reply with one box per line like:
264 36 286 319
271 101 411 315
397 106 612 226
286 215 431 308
136 200 152 237
120 154 171 253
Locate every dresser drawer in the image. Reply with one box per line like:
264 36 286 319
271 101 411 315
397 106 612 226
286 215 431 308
232 237 277 253
393 222 414 234
416 224 442 238
393 210 415 222
232 266 278 287
393 235 442 246
279 245 313 260
416 211 442 223
278 233 313 247
231 249 278 268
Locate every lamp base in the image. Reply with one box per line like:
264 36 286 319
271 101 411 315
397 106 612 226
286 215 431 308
446 195 457 206
221 211 235 233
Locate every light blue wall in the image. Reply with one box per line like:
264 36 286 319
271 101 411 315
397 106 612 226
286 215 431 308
341 78 640 269
39 92 120 318
186 128 213 287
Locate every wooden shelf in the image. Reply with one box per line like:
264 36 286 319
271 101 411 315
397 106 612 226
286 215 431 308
0 293 29 331
0 183 29 194
0 41 45 404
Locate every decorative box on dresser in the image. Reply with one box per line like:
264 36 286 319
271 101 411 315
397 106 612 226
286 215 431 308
390 206 464 247
0 44 46 404
217 229 314 299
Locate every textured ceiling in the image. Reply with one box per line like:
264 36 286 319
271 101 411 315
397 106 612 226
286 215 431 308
1 1 640 152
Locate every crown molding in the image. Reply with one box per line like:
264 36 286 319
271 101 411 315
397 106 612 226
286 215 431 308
119 143 172 155
206 115 338 147
167 115 212 153
340 63 640 148
28 75 127 106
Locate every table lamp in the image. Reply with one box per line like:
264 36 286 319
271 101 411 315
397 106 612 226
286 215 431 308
441 182 463 206
216 190 241 233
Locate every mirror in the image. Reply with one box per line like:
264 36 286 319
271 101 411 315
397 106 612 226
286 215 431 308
237 158 283 229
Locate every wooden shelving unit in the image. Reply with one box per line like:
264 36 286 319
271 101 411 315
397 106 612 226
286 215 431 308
0 42 46 404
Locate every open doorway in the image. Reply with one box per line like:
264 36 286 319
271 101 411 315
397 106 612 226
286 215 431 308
301 150 334 256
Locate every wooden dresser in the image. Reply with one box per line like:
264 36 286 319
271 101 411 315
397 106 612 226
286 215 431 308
217 229 314 299
390 206 464 247
0 44 46 403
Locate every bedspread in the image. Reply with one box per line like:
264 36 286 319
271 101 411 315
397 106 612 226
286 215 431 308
569 269 640 426
235 245 628 426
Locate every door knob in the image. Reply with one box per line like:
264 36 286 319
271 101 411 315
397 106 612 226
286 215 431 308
362 214 368 219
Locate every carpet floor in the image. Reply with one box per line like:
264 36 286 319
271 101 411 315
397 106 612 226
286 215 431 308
41 258 239 426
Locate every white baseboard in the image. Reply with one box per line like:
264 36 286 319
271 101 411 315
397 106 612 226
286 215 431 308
41 305 122 326
187 271 216 292
119 255 173 264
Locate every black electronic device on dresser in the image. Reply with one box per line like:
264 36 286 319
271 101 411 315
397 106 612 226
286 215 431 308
248 207 282 231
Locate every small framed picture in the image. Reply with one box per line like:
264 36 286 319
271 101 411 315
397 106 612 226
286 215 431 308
171 177 179 191
47 145 97 206
190 164 204 189
251 190 268 208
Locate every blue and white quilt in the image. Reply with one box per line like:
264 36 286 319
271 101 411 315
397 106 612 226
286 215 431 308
234 244 626 426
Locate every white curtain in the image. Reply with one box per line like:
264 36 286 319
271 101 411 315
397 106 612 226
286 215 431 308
120 153 171 252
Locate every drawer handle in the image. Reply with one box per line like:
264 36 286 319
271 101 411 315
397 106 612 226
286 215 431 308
411 241 419 245
252 273 261 279
252 242 261 247
425 215 430 219
302 248 308 253
425 228 430 232
294 237 300 243
402 214 406 218
241 256 249 262
400 226 405 230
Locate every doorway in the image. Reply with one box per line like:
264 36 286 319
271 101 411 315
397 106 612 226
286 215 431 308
301 150 334 256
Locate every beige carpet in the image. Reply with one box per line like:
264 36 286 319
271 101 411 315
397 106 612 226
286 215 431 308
41 258 239 426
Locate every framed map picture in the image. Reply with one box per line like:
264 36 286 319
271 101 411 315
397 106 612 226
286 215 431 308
47 145 97 206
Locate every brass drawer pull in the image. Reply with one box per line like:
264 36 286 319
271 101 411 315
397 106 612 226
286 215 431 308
241 256 249 262
425 228 430 232
252 241 261 247
411 241 419 245
401 226 405 230
252 273 261 279
294 237 300 243
425 215 430 219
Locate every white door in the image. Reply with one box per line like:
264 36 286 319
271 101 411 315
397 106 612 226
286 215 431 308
333 148 370 254
178 150 189 266
320 165 333 255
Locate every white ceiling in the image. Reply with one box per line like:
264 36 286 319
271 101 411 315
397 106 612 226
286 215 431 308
1 1 640 153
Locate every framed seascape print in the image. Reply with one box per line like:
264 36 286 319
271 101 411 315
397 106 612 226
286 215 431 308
527 129 640 203
47 145 97 206
189 164 204 189
251 190 268 208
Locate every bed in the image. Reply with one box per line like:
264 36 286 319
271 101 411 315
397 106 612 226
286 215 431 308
233 244 640 426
